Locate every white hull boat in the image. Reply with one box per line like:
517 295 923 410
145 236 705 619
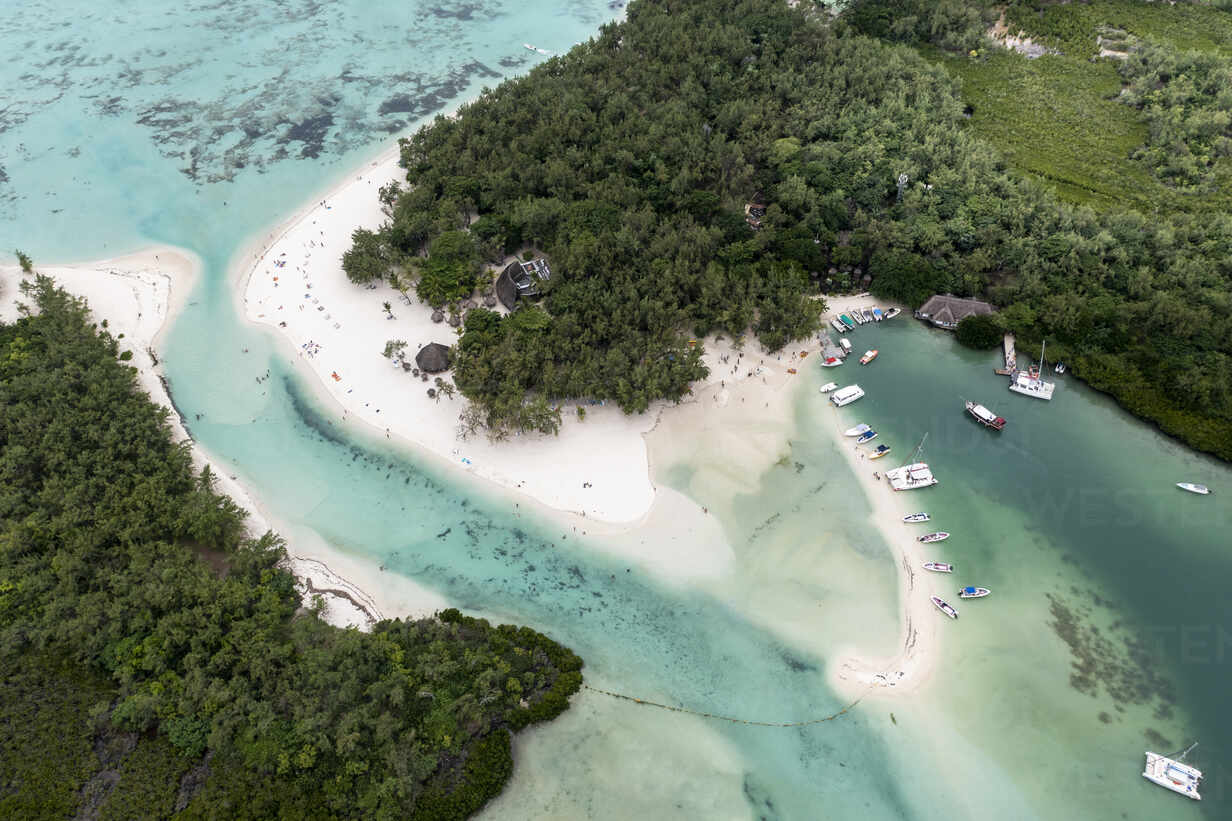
886 462 938 491
1143 749 1202 800
930 595 958 619
872 307 884 321
820 355 843 368
839 338 853 355
922 562 952 573
869 444 891 459
856 429 878 444
830 385 864 407
1177 483 1211 495
861 308 873 322
830 318 848 334
917 531 949 543
903 512 931 523
1008 340 1055 400
859 349 878 365
819 382 838 394
958 586 990 598
844 423 871 437
883 307 901 319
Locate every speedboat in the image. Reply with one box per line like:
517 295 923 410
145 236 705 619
820 355 843 368
965 401 1006 430
839 313 856 330
1143 749 1202 800
1054 362 1066 374
958 586 990 598
1177 483 1211 495
869 444 891 459
872 307 884 322
830 385 864 407
883 307 901 319
839 338 853 355
851 310 865 325
903 512 930 523
860 349 879 365
922 562 953 573
856 429 878 444
917 531 949 543
863 308 875 322
845 423 872 437
930 595 958 619
830 318 848 334
819 382 838 394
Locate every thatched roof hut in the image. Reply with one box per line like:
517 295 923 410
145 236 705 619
914 294 995 330
415 342 452 373
495 262 520 309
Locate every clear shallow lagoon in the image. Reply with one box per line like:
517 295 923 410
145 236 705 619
5 3 1232 818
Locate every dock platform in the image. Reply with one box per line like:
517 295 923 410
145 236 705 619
1003 333 1016 371
820 334 846 362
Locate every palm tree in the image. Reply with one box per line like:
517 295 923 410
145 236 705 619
382 301 393 319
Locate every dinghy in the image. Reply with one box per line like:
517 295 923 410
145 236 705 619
818 382 838 394
917 531 949 543
930 596 958 619
1177 483 1211 495
922 562 953 573
958 586 990 598
844 423 872 437
902 512 931 523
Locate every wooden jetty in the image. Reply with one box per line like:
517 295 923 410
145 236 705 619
820 335 846 362
1001 333 1016 372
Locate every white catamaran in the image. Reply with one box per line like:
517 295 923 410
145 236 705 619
885 434 939 491
1143 743 1202 800
1009 340 1055 400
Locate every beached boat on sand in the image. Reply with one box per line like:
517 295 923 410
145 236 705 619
819 382 838 394
851 310 865 325
958 586 990 598
860 349 879 365
917 531 949 543
903 512 930 523
1143 745 1202 800
965 400 1006 430
886 435 938 491
819 355 843 368
830 385 864 407
856 429 878 444
931 595 958 619
845 423 871 437
861 308 874 322
869 444 891 459
1177 482 1211 495
873 307 884 321
923 562 952 573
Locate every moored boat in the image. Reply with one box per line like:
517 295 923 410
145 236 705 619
856 429 878 444
1008 340 1055 400
839 313 856 330
861 308 874 322
820 355 843 368
965 400 1006 430
860 349 879 365
819 382 838 394
869 444 891 459
883 307 901 319
886 435 938 491
830 318 848 334
830 385 864 407
917 531 949 543
1177 482 1211 495
872 307 884 321
903 512 931 523
1055 362 1066 374
930 595 958 619
958 586 990 598
839 338 853 355
1143 745 1202 800
922 562 953 573
844 423 871 437
851 310 865 325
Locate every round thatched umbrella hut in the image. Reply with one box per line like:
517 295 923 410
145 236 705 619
495 262 519 310
415 342 452 373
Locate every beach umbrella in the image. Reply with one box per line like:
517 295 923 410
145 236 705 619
415 342 452 373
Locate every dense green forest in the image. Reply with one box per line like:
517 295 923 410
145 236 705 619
0 278 582 818
345 0 1232 457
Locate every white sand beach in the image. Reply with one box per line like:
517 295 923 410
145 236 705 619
0 251 447 630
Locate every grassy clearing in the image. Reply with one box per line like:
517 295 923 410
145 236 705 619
928 1 1232 215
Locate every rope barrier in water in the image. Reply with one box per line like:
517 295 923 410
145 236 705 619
581 684 869 727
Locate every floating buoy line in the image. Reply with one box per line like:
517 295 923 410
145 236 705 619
581 684 870 727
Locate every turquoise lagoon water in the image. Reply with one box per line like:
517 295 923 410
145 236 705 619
5 2 1232 818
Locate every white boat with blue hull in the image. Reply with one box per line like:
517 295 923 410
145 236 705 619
856 429 878 444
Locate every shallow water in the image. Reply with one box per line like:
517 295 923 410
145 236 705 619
6 2 1232 818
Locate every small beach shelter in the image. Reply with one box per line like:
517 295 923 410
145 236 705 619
415 342 452 373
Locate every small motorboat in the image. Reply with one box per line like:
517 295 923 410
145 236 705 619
819 382 838 394
839 338 853 355
1054 362 1066 374
1177 483 1211 495
820 355 844 368
958 586 990 598
839 313 856 330
931 595 958 619
917 531 949 543
872 307 884 322
869 444 891 459
883 307 901 319
856 429 878 444
902 512 931 523
830 318 848 334
851 310 865 325
845 423 872 437
923 562 953 573
860 349 879 365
